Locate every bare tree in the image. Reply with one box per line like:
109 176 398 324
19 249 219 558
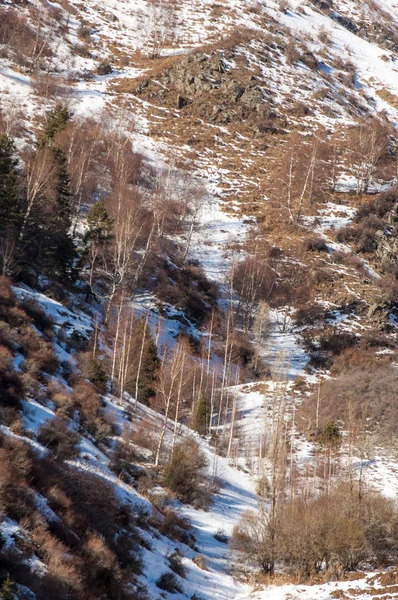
154 343 186 467
345 120 388 194
20 148 56 242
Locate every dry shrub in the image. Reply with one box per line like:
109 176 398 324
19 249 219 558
299 363 398 443
167 549 186 578
32 74 70 100
356 188 398 220
0 276 14 305
155 509 195 547
163 438 209 507
319 331 358 355
71 380 110 440
110 429 143 481
0 436 33 522
306 236 328 252
0 321 17 349
0 7 53 69
74 43 91 59
28 342 58 375
0 344 12 370
156 571 182 594
77 25 92 41
96 61 112 76
131 417 157 453
285 40 300 64
156 261 218 325
37 418 80 461
0 367 23 415
31 524 82 591
52 392 74 418
84 532 118 572
232 484 398 578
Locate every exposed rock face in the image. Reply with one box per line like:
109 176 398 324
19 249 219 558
375 202 398 264
134 50 278 125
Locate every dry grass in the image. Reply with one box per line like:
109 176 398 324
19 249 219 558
376 87 398 109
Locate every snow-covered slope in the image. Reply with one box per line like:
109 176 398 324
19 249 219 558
3 0 398 598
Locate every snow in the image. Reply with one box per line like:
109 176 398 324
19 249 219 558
12 285 93 340
21 399 56 433
248 574 379 600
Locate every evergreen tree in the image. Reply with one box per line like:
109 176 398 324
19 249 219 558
0 576 16 600
85 200 113 245
50 146 76 279
37 104 70 149
28 106 77 281
0 134 21 233
319 419 341 447
125 317 159 403
52 146 72 229
193 392 208 435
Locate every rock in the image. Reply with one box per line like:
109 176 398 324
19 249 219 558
177 95 188 109
240 86 265 110
230 84 245 102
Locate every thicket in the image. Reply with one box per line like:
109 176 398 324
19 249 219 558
163 438 210 507
298 363 398 446
232 484 398 579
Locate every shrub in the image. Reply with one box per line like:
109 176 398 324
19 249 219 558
78 353 108 390
167 550 186 578
110 433 142 481
37 418 80 461
71 381 101 436
52 392 74 418
306 236 328 252
0 369 23 414
232 484 398 578
0 345 12 370
96 61 112 76
319 332 358 355
155 509 195 547
0 7 53 69
28 342 58 375
163 438 209 506
156 572 182 594
74 43 91 58
156 261 218 325
19 299 53 333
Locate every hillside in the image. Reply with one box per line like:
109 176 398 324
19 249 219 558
1 0 398 599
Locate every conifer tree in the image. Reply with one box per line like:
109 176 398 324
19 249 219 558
124 317 159 403
0 134 20 233
86 200 113 245
0 575 16 600
37 104 70 148
193 392 208 435
27 105 77 280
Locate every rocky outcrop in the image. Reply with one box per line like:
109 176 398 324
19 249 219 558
375 202 398 264
134 50 278 125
